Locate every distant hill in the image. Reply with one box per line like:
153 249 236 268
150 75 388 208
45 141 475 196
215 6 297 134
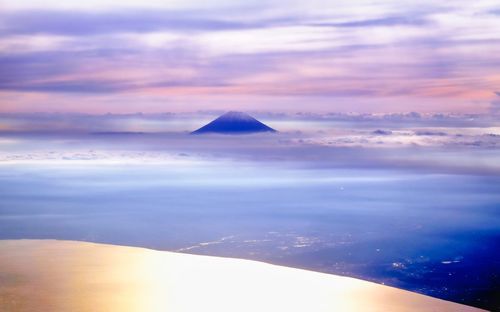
191 111 277 134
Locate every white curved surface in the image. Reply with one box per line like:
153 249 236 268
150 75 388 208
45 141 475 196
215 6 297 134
0 240 485 312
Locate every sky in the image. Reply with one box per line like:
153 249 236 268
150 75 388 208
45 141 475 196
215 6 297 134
1 3 500 309
1 0 500 114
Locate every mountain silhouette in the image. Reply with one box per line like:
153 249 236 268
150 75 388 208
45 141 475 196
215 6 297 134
191 111 277 134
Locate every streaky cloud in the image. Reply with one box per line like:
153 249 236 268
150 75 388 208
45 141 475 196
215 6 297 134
309 15 429 28
0 9 290 36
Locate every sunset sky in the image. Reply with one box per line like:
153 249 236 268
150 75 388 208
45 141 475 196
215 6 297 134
1 3 500 311
1 0 500 113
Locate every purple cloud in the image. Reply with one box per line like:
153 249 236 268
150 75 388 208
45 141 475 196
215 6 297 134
491 91 500 114
0 10 268 36
0 9 438 37
309 15 430 28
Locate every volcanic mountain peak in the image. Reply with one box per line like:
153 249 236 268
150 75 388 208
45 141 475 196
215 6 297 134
218 111 255 121
191 111 276 134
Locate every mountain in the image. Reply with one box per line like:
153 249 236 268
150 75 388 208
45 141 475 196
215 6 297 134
191 111 277 134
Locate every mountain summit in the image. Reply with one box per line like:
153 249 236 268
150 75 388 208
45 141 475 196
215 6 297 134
191 111 277 134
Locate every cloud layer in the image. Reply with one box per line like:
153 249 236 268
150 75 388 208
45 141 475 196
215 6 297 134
1 112 499 176
1 1 500 113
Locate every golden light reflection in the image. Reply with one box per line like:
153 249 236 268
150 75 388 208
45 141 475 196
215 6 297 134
0 240 484 312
